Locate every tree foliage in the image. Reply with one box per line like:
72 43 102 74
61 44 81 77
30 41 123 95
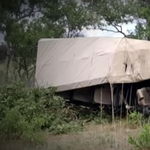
0 0 92 81
1 0 150 82
121 0 150 40
83 0 136 36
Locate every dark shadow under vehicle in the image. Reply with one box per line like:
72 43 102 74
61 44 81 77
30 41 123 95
57 79 150 116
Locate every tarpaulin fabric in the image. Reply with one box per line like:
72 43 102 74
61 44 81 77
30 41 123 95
35 37 150 92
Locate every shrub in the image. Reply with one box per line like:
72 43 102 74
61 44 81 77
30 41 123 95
128 111 143 127
128 124 150 150
0 82 82 142
0 82 111 144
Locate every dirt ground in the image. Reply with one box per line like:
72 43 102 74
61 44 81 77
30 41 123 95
0 121 141 150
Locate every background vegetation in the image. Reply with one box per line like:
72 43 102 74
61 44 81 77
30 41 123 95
1 0 150 149
1 0 150 84
0 82 111 143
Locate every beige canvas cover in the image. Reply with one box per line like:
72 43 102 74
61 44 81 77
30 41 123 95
35 37 150 92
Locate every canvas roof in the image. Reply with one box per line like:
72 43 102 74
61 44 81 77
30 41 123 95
35 37 150 92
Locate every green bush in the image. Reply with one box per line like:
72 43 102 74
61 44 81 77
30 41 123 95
0 82 110 144
0 82 81 142
128 111 143 127
127 111 150 129
128 124 150 150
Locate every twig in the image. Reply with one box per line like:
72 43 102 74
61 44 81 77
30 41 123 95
98 23 127 37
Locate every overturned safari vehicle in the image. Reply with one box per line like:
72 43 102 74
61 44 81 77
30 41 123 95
35 37 150 115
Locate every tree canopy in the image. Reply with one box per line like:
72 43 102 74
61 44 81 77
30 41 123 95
0 0 150 82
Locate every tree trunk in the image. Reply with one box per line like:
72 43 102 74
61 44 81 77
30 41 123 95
5 48 11 83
